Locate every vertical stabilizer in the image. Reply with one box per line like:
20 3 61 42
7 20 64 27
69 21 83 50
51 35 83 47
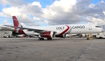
12 16 23 28
12 16 25 34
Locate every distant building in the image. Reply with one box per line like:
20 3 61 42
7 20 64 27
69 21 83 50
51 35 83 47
0 30 12 38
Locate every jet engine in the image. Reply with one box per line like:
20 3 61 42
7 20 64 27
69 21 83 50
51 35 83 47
42 31 56 38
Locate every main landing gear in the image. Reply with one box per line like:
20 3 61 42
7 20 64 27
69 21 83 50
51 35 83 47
38 37 52 40
38 37 44 40
47 38 52 40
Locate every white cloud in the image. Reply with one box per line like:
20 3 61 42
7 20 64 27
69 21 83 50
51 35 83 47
103 11 105 15
2 20 12 25
101 0 104 3
0 12 6 17
1 7 33 23
32 2 41 7
33 17 40 20
0 0 8 5
0 0 25 6
0 1 43 26
87 16 105 25
51 0 76 12
2 7 21 16
0 0 105 26
44 19 49 24
89 4 95 8
43 0 78 24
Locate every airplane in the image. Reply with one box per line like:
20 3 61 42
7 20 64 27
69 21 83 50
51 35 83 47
1 16 104 40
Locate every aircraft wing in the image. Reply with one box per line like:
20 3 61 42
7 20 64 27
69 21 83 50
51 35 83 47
20 27 45 33
0 25 14 31
4 25 56 33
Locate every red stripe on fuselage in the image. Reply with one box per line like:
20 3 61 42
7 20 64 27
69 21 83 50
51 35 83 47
60 25 70 35
56 25 70 37
18 30 25 34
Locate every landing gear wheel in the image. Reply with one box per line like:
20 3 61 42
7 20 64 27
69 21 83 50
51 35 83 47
47 38 52 40
87 38 89 40
39 38 44 40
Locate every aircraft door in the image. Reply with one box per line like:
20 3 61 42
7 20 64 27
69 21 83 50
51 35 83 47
89 24 92 30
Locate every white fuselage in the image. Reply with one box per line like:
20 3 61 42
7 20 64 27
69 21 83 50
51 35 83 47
24 24 103 35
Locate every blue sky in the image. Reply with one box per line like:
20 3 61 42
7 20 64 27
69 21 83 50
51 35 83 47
0 0 105 26
91 0 102 4
0 5 2 12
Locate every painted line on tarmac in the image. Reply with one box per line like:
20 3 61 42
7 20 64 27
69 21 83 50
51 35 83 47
75 40 93 61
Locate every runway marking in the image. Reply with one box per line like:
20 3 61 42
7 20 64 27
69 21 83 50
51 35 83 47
75 40 93 61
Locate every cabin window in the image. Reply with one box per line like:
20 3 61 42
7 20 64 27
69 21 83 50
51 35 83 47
95 26 101 28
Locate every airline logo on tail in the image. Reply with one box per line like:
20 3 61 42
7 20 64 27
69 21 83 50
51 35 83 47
12 16 23 30
12 16 25 34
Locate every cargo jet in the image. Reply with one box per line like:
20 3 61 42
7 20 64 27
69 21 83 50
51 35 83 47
2 16 104 40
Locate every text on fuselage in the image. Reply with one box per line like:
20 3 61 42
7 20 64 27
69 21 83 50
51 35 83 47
56 25 85 30
72 25 85 29
56 27 64 30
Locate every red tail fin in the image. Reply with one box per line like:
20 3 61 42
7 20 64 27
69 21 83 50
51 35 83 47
12 16 19 27
12 16 23 30
12 16 25 34
12 16 23 27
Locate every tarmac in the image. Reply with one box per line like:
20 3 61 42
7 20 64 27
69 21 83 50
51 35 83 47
0 38 105 61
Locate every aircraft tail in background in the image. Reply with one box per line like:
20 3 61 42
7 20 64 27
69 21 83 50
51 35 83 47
12 16 25 35
12 16 23 29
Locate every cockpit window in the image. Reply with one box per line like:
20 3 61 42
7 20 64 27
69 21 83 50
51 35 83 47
95 26 101 28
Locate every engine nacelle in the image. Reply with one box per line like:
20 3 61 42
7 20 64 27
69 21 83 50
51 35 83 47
55 34 66 38
42 31 55 38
